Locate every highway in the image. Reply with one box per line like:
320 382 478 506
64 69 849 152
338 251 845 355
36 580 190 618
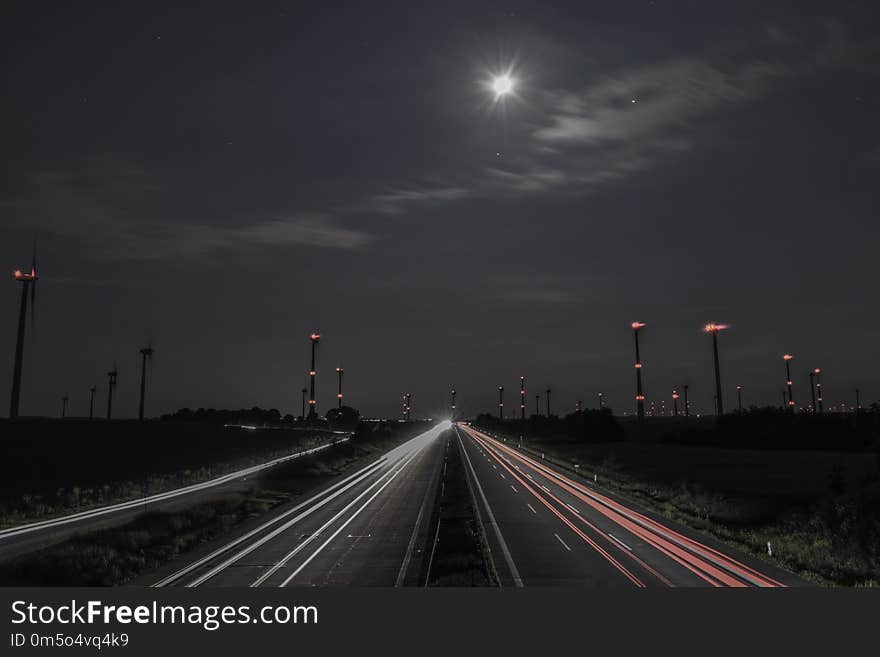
153 422 449 587
455 423 800 587
1 417 799 587
151 420 800 588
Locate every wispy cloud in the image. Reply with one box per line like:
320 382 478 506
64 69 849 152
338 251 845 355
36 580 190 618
2 162 370 260
370 185 470 214
533 58 785 144
173 215 370 257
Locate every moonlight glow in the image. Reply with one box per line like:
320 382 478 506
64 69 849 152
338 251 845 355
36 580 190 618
491 74 514 97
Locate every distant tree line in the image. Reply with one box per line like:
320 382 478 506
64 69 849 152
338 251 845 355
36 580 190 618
474 406 880 453
474 408 624 443
162 405 361 430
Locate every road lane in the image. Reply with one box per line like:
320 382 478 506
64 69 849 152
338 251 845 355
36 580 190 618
456 425 649 586
458 423 799 587
157 422 448 587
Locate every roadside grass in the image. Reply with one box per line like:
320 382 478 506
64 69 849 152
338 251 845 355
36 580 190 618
484 430 880 586
0 494 286 586
425 432 494 586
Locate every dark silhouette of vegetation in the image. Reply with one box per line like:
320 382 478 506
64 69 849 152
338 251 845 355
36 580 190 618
475 406 879 453
325 405 360 430
475 408 624 443
162 406 285 425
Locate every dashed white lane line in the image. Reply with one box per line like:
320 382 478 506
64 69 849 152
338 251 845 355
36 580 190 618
526 503 537 515
608 533 633 551
499 472 506 479
525 473 534 481
566 503 581 515
554 533 572 551
510 485 518 493
540 485 551 493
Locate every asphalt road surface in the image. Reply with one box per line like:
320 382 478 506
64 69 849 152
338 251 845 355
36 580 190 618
153 423 449 587
154 420 802 587
455 423 803 587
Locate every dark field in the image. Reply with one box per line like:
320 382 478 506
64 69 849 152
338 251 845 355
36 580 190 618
0 418 343 527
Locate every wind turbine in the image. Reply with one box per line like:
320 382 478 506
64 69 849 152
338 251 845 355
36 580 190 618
138 345 154 421
8 245 38 419
106 366 118 420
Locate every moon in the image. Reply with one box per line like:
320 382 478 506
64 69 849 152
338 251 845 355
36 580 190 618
492 74 514 97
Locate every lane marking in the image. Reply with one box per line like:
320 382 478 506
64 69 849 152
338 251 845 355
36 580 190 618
165 424 448 587
154 456 386 587
455 427 523 588
526 503 537 515
252 455 414 587
566 503 581 515
464 428 645 587
540 485 550 493
471 428 780 588
510 485 518 493
279 453 418 587
554 533 572 551
499 472 506 479
396 440 444 587
608 533 633 551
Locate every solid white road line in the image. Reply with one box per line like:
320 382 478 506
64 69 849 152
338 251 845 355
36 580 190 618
395 443 439 587
160 424 450 587
4 439 349 542
185 459 395 587
455 427 523 588
251 456 411 587
279 453 418 587
554 533 572 551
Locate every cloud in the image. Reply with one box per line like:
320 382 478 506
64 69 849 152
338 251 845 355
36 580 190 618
370 185 470 214
533 58 785 144
175 215 370 257
2 163 370 260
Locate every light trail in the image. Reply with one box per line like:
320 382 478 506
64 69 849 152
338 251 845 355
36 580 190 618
2 438 349 542
464 424 784 587
465 428 653 587
156 423 449 587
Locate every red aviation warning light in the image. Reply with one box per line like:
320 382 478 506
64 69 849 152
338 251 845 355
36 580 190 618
703 323 729 333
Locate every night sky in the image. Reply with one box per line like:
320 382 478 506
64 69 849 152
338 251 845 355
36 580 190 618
2 1 879 420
